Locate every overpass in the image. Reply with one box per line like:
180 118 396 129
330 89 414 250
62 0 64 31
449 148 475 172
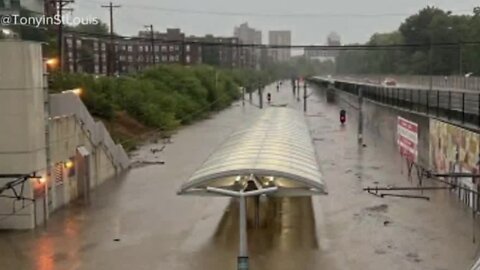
312 75 480 132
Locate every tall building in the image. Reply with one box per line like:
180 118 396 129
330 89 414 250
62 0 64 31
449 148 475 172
234 23 262 69
304 31 341 61
268 30 291 62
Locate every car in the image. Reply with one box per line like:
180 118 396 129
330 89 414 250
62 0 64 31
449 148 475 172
383 78 397 86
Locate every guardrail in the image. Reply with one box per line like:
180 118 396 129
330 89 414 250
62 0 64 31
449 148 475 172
337 74 480 91
312 77 480 129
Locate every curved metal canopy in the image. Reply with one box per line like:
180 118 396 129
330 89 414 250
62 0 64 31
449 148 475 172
178 107 327 197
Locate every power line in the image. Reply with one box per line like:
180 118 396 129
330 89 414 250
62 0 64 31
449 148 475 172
62 29 480 50
119 4 472 19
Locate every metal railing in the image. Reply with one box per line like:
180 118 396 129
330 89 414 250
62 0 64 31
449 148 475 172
314 78 480 129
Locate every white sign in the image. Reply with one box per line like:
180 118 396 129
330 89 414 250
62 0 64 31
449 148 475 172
397 116 418 162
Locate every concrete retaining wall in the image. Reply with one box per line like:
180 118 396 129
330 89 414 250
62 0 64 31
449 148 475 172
48 115 117 211
322 85 431 168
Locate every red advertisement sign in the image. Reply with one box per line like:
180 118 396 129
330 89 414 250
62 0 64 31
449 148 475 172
397 116 418 162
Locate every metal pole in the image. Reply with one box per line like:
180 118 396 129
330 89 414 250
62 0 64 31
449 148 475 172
258 86 263 109
458 42 463 76
426 91 429 115
462 92 466 123
437 90 440 117
242 88 245 107
358 87 363 144
448 91 452 120
238 195 248 268
303 83 307 112
410 89 413 110
429 41 433 91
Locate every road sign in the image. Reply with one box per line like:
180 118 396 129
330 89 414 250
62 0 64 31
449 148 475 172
397 116 418 162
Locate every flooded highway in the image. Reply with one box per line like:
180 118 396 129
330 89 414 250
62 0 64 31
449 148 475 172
1 83 479 270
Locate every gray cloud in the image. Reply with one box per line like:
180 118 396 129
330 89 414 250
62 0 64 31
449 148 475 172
74 0 478 44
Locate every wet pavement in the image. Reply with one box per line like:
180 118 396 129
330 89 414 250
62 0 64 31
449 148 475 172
1 82 480 270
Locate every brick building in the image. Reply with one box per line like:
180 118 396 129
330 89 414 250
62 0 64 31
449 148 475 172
63 28 259 75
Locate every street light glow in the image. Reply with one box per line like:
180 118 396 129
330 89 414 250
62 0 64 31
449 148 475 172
1 28 12 35
62 88 83 96
46 58 59 68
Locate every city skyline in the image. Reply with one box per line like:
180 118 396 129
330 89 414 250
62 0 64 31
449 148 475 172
72 0 478 45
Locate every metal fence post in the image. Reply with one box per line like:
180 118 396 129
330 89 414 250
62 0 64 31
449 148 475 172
448 91 452 120
437 90 440 117
426 90 429 115
478 93 480 128
462 92 466 123
410 89 413 111
418 89 421 111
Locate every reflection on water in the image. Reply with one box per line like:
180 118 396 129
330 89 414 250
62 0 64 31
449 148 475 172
35 236 54 270
197 197 319 270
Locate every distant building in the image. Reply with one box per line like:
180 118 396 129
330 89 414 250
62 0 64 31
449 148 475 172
304 31 341 61
63 28 203 75
234 23 262 69
189 35 240 68
268 30 291 62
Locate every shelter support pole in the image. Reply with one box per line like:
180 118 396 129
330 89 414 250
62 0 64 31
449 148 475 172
254 195 260 228
238 195 249 270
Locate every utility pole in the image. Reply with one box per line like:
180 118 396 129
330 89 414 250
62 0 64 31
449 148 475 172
358 87 364 145
303 82 307 112
101 2 121 76
145 24 155 65
258 84 263 109
53 0 74 72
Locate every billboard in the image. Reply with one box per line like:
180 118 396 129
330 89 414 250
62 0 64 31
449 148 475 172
397 116 418 162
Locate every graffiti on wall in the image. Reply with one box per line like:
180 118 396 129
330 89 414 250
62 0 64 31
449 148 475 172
430 119 480 209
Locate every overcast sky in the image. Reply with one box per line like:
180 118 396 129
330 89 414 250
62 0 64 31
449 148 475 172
73 0 478 45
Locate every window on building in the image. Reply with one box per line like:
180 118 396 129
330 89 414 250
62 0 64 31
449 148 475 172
169 45 174 52
174 45 179 51
161 45 167 52
101 43 106 51
162 55 167 62
155 45 159 52
127 45 133 52
155 56 160 62
186 55 191 63
175 55 179 61
128 55 133 62
76 40 82 47
169 55 174 62
186 45 190 52
139 46 144 52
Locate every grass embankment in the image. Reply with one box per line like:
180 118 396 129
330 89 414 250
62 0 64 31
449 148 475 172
50 65 263 151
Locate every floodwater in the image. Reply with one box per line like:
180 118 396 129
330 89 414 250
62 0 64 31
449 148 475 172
1 83 479 270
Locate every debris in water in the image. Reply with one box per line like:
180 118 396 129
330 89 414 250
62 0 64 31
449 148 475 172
365 204 389 213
